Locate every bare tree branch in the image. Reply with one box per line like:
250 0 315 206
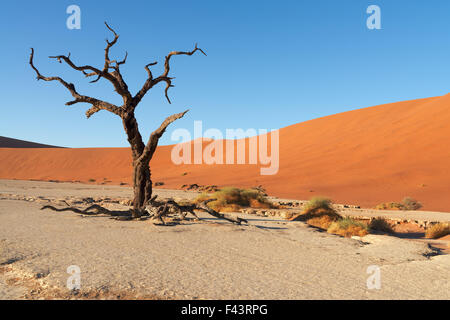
162 43 207 78
133 44 206 107
144 61 157 80
117 51 128 66
47 23 132 104
30 48 123 118
104 22 119 69
138 109 189 162
48 53 103 79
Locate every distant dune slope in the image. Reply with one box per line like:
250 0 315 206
0 136 62 148
1 95 450 211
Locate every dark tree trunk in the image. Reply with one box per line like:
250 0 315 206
121 109 189 211
122 112 154 211
122 112 145 158
132 160 152 210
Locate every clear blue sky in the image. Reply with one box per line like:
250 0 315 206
1 0 450 147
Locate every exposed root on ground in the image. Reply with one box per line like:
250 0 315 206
41 197 248 226
41 204 136 220
196 199 248 225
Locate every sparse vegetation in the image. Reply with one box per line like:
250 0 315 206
402 197 422 210
194 187 273 212
300 197 341 221
327 218 369 238
291 197 342 227
181 184 219 192
369 217 394 234
374 202 405 210
88 179 96 183
425 222 450 239
375 197 422 211
303 197 333 211
306 215 336 230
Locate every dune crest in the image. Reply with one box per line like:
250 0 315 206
0 136 62 148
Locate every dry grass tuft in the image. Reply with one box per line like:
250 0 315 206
375 197 422 211
374 202 405 210
306 215 336 230
402 197 422 210
193 187 273 212
300 197 341 221
291 197 341 226
425 222 450 239
369 217 394 234
303 197 333 211
327 218 369 238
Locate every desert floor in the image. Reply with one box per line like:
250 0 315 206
0 179 449 299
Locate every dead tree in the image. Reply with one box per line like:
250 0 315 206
29 22 206 216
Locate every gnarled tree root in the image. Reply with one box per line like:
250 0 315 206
40 204 140 220
41 197 248 226
196 199 248 225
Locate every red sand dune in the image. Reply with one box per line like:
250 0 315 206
1 95 450 212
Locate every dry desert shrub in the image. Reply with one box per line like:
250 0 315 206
375 197 422 211
402 197 422 210
194 187 273 212
369 217 394 234
303 197 333 211
301 197 341 220
374 202 405 210
425 222 450 239
327 218 369 238
290 197 341 223
306 215 336 230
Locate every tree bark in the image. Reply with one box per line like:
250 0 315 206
122 112 152 211
124 109 189 211
132 159 152 210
